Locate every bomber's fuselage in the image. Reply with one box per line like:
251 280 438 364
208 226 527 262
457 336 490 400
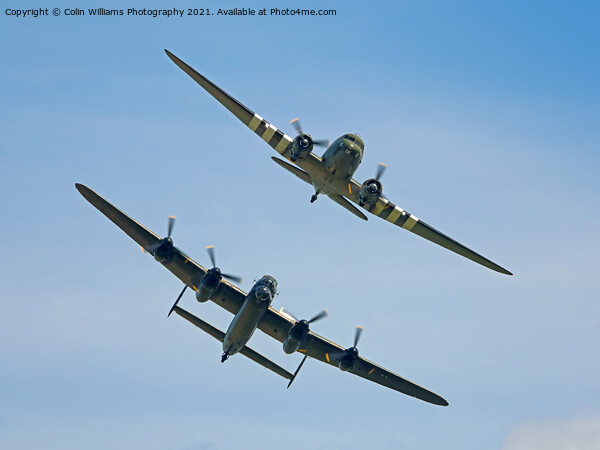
222 275 277 355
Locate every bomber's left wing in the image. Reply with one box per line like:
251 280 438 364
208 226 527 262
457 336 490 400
256 308 448 406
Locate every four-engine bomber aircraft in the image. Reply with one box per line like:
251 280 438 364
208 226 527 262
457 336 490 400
165 49 512 276
76 183 448 406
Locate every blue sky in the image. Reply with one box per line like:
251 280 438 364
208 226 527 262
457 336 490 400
1 1 599 449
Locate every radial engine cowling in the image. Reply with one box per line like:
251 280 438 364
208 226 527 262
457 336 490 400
359 178 383 207
290 134 314 162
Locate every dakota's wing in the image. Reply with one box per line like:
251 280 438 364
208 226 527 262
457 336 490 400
328 194 368 221
75 183 248 315
256 308 448 406
166 49 301 160
345 181 512 275
271 157 312 184
173 306 293 380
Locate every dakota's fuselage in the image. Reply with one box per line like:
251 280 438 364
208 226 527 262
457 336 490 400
222 275 278 355
311 134 364 195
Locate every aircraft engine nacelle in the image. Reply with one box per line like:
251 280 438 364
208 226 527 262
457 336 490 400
338 356 355 372
282 334 302 354
153 238 175 263
290 134 314 162
195 273 220 303
359 178 383 207
195 286 212 303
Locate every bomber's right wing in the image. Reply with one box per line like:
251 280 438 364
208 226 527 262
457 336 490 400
256 308 448 406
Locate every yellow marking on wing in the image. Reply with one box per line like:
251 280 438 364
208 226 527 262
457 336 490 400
299 349 306 353
192 286 198 292
184 259 189 264
348 183 352 194
368 368 375 375
325 353 330 363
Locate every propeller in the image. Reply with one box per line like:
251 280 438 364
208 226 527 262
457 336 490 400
145 215 177 253
375 163 387 181
281 308 328 326
206 245 242 284
353 325 363 348
167 215 176 238
359 164 387 205
330 326 364 362
290 118 329 148
283 309 328 388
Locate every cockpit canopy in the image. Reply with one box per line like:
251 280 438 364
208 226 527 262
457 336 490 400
343 134 364 149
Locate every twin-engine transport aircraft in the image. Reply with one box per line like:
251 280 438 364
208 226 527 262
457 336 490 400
76 183 448 406
165 49 512 276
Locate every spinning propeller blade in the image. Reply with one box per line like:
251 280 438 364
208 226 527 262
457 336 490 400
222 273 242 284
145 215 177 253
206 245 242 284
375 163 387 181
290 118 328 148
206 245 216 267
290 118 303 135
167 216 176 238
308 310 328 324
354 326 364 348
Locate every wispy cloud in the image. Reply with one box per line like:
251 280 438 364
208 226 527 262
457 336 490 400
502 416 600 450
